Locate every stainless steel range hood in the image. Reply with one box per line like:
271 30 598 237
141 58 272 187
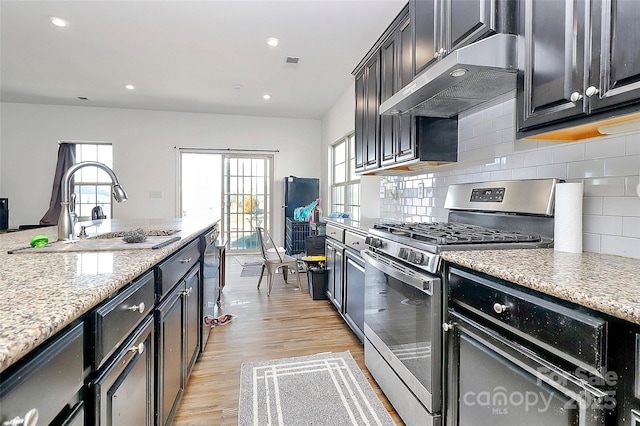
379 34 518 118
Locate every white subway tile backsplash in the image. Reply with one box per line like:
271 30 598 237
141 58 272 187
604 155 640 177
602 197 640 217
567 159 605 179
585 135 626 159
583 214 622 235
536 164 567 179
622 217 640 238
378 99 640 258
524 149 553 167
583 233 601 253
583 177 626 196
601 235 640 258
583 197 603 215
552 143 585 163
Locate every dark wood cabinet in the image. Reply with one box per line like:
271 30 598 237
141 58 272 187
412 0 513 76
517 0 640 136
343 249 365 342
93 316 154 426
354 52 381 173
381 13 416 167
156 264 200 426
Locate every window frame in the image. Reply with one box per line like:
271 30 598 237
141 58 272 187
329 133 360 220
71 142 114 220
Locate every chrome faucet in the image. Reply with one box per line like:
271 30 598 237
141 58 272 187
58 161 128 241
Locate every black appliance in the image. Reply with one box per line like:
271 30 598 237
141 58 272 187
363 179 560 426
283 176 319 255
0 198 8 230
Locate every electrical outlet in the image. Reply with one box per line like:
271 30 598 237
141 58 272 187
418 183 425 198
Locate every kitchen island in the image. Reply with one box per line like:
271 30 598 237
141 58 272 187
441 248 640 325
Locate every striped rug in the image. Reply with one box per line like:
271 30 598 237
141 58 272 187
238 351 395 426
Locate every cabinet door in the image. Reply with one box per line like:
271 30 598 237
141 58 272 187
334 248 344 312
156 284 185 426
396 16 417 163
380 34 397 166
184 266 200 378
519 0 588 131
446 0 497 52
412 0 440 75
94 316 154 426
344 252 365 342
354 71 366 172
364 53 380 169
589 0 640 111
325 242 335 300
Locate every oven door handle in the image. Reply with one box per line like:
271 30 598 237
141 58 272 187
362 250 438 295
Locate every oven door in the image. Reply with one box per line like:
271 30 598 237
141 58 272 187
447 311 608 426
362 249 442 414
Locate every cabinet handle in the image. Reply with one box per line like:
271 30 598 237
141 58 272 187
179 257 192 263
442 322 455 332
570 92 583 102
127 302 145 314
493 303 509 314
3 409 39 426
128 342 145 355
585 86 600 97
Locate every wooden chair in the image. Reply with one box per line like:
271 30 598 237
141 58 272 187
255 226 301 295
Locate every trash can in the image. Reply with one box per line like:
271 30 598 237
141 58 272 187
306 269 328 300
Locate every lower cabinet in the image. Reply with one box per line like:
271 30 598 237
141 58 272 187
325 238 344 311
92 315 155 426
156 264 200 426
343 249 365 342
0 322 85 426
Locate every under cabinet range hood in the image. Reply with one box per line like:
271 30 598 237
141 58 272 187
379 34 518 118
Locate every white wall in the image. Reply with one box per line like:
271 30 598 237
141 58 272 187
381 95 640 259
320 82 380 219
0 102 321 245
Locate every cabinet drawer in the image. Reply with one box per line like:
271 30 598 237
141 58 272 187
93 271 155 369
449 268 607 373
93 315 154 426
344 231 366 252
325 224 344 242
157 239 200 299
0 322 84 426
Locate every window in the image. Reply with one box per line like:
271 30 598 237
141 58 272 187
73 143 114 219
330 134 360 220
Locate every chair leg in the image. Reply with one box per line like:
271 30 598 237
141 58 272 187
282 265 288 283
267 271 275 296
294 266 302 291
257 264 266 289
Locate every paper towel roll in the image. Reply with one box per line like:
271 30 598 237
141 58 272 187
554 182 584 253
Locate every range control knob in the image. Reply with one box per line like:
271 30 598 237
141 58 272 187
408 251 425 265
398 247 409 259
365 236 383 248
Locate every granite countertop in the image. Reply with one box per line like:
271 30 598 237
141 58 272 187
0 218 216 373
322 217 379 234
441 249 640 326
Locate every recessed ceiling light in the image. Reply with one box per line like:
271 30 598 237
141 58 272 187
233 84 243 90
266 37 279 47
50 17 68 27
263 94 271 100
125 84 135 90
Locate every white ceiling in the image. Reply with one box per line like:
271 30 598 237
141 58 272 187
0 0 407 119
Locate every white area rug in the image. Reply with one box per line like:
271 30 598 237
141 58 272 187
238 351 395 426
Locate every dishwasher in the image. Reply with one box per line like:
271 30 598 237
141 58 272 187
444 267 611 426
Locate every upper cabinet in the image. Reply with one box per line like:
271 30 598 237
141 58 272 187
354 52 381 172
517 0 640 137
413 0 515 75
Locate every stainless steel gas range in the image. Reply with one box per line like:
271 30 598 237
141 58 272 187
362 179 559 426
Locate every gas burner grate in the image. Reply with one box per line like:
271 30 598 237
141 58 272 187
373 222 541 245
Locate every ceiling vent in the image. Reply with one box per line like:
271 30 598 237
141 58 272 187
285 56 300 64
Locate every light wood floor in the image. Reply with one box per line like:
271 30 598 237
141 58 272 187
173 255 404 425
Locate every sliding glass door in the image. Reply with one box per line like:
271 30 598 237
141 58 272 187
180 151 273 253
